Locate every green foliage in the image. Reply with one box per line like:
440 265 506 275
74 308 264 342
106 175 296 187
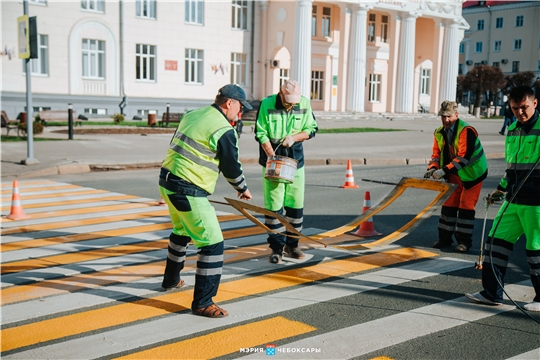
111 113 125 124
17 120 44 135
318 128 406 134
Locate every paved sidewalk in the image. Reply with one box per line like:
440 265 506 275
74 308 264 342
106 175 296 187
1 116 506 179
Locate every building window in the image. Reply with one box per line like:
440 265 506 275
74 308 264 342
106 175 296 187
458 64 463 75
475 42 483 53
185 48 203 84
477 19 484 30
137 109 157 117
279 69 289 88
321 7 331 37
537 60 540 71
311 5 317 37
492 61 500 67
23 34 48 75
474 62 480 67
232 0 248 30
495 17 503 28
82 39 105 79
512 61 520 72
380 15 388 43
515 15 523 27
136 0 156 19
369 74 381 102
514 39 522 50
84 108 107 115
310 71 324 101
81 0 104 12
494 40 501 52
29 0 46 4
185 0 203 24
459 43 464 54
230 52 246 86
420 69 430 95
136 44 156 81
368 14 376 42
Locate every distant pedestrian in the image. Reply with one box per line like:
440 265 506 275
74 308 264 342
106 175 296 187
159 84 253 318
499 101 515 135
424 100 488 253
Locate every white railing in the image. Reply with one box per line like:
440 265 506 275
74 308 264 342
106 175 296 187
83 80 106 95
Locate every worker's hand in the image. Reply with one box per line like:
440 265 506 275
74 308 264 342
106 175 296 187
432 169 446 180
238 189 252 201
281 136 295 148
423 169 436 179
489 189 505 204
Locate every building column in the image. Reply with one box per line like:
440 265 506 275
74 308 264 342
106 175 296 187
292 0 313 98
439 21 460 103
395 12 418 113
259 0 269 98
346 5 369 112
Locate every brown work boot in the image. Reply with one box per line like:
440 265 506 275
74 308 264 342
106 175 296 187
283 245 305 259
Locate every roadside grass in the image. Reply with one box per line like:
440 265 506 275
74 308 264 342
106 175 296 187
1 135 63 142
44 121 153 127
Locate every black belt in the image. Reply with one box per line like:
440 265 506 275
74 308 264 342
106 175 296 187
159 168 209 197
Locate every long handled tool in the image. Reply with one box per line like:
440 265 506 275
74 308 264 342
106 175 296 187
475 194 491 270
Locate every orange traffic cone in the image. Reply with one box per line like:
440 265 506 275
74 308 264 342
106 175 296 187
353 191 382 237
341 160 359 188
6 180 30 220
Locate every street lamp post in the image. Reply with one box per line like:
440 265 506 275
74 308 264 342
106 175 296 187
166 103 170 127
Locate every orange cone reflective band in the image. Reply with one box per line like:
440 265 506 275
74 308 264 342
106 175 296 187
6 180 30 220
341 160 359 188
353 191 382 237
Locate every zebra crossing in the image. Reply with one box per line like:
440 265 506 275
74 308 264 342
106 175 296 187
1 180 538 360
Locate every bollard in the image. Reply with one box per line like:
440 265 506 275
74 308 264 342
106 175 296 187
68 103 73 140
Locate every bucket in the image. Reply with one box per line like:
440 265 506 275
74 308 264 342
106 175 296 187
265 155 298 183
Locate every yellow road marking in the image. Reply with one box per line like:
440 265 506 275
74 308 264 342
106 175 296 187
0 184 81 195
1 189 108 202
0 209 170 235
0 180 55 190
1 248 437 352
1 202 151 221
1 195 139 212
0 214 243 253
116 316 317 359
1 226 265 274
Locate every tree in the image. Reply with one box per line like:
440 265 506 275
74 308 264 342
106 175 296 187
503 71 536 94
460 65 506 112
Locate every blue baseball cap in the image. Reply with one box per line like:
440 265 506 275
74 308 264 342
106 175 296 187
218 84 253 110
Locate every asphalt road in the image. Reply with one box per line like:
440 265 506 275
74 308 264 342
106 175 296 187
33 160 540 360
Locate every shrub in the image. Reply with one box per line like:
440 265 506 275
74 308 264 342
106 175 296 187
18 120 44 136
111 113 125 124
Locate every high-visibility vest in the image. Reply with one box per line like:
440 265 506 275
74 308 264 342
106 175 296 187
500 115 540 188
434 119 488 183
162 105 232 194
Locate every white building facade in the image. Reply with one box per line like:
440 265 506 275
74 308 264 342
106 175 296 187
1 0 468 119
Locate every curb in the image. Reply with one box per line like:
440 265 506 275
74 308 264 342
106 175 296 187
7 154 506 179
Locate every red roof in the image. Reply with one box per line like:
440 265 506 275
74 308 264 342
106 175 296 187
463 1 527 8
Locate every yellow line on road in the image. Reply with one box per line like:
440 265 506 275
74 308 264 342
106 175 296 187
1 226 266 274
1 202 152 221
1 195 139 212
0 180 55 190
1 248 437 352
1 209 170 235
1 189 108 202
116 316 317 359
0 214 243 253
0 184 81 195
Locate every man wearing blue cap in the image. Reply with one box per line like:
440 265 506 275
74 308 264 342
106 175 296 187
159 84 253 318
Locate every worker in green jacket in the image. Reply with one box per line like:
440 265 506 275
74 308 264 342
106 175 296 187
159 84 252 318
466 85 540 312
255 79 318 264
